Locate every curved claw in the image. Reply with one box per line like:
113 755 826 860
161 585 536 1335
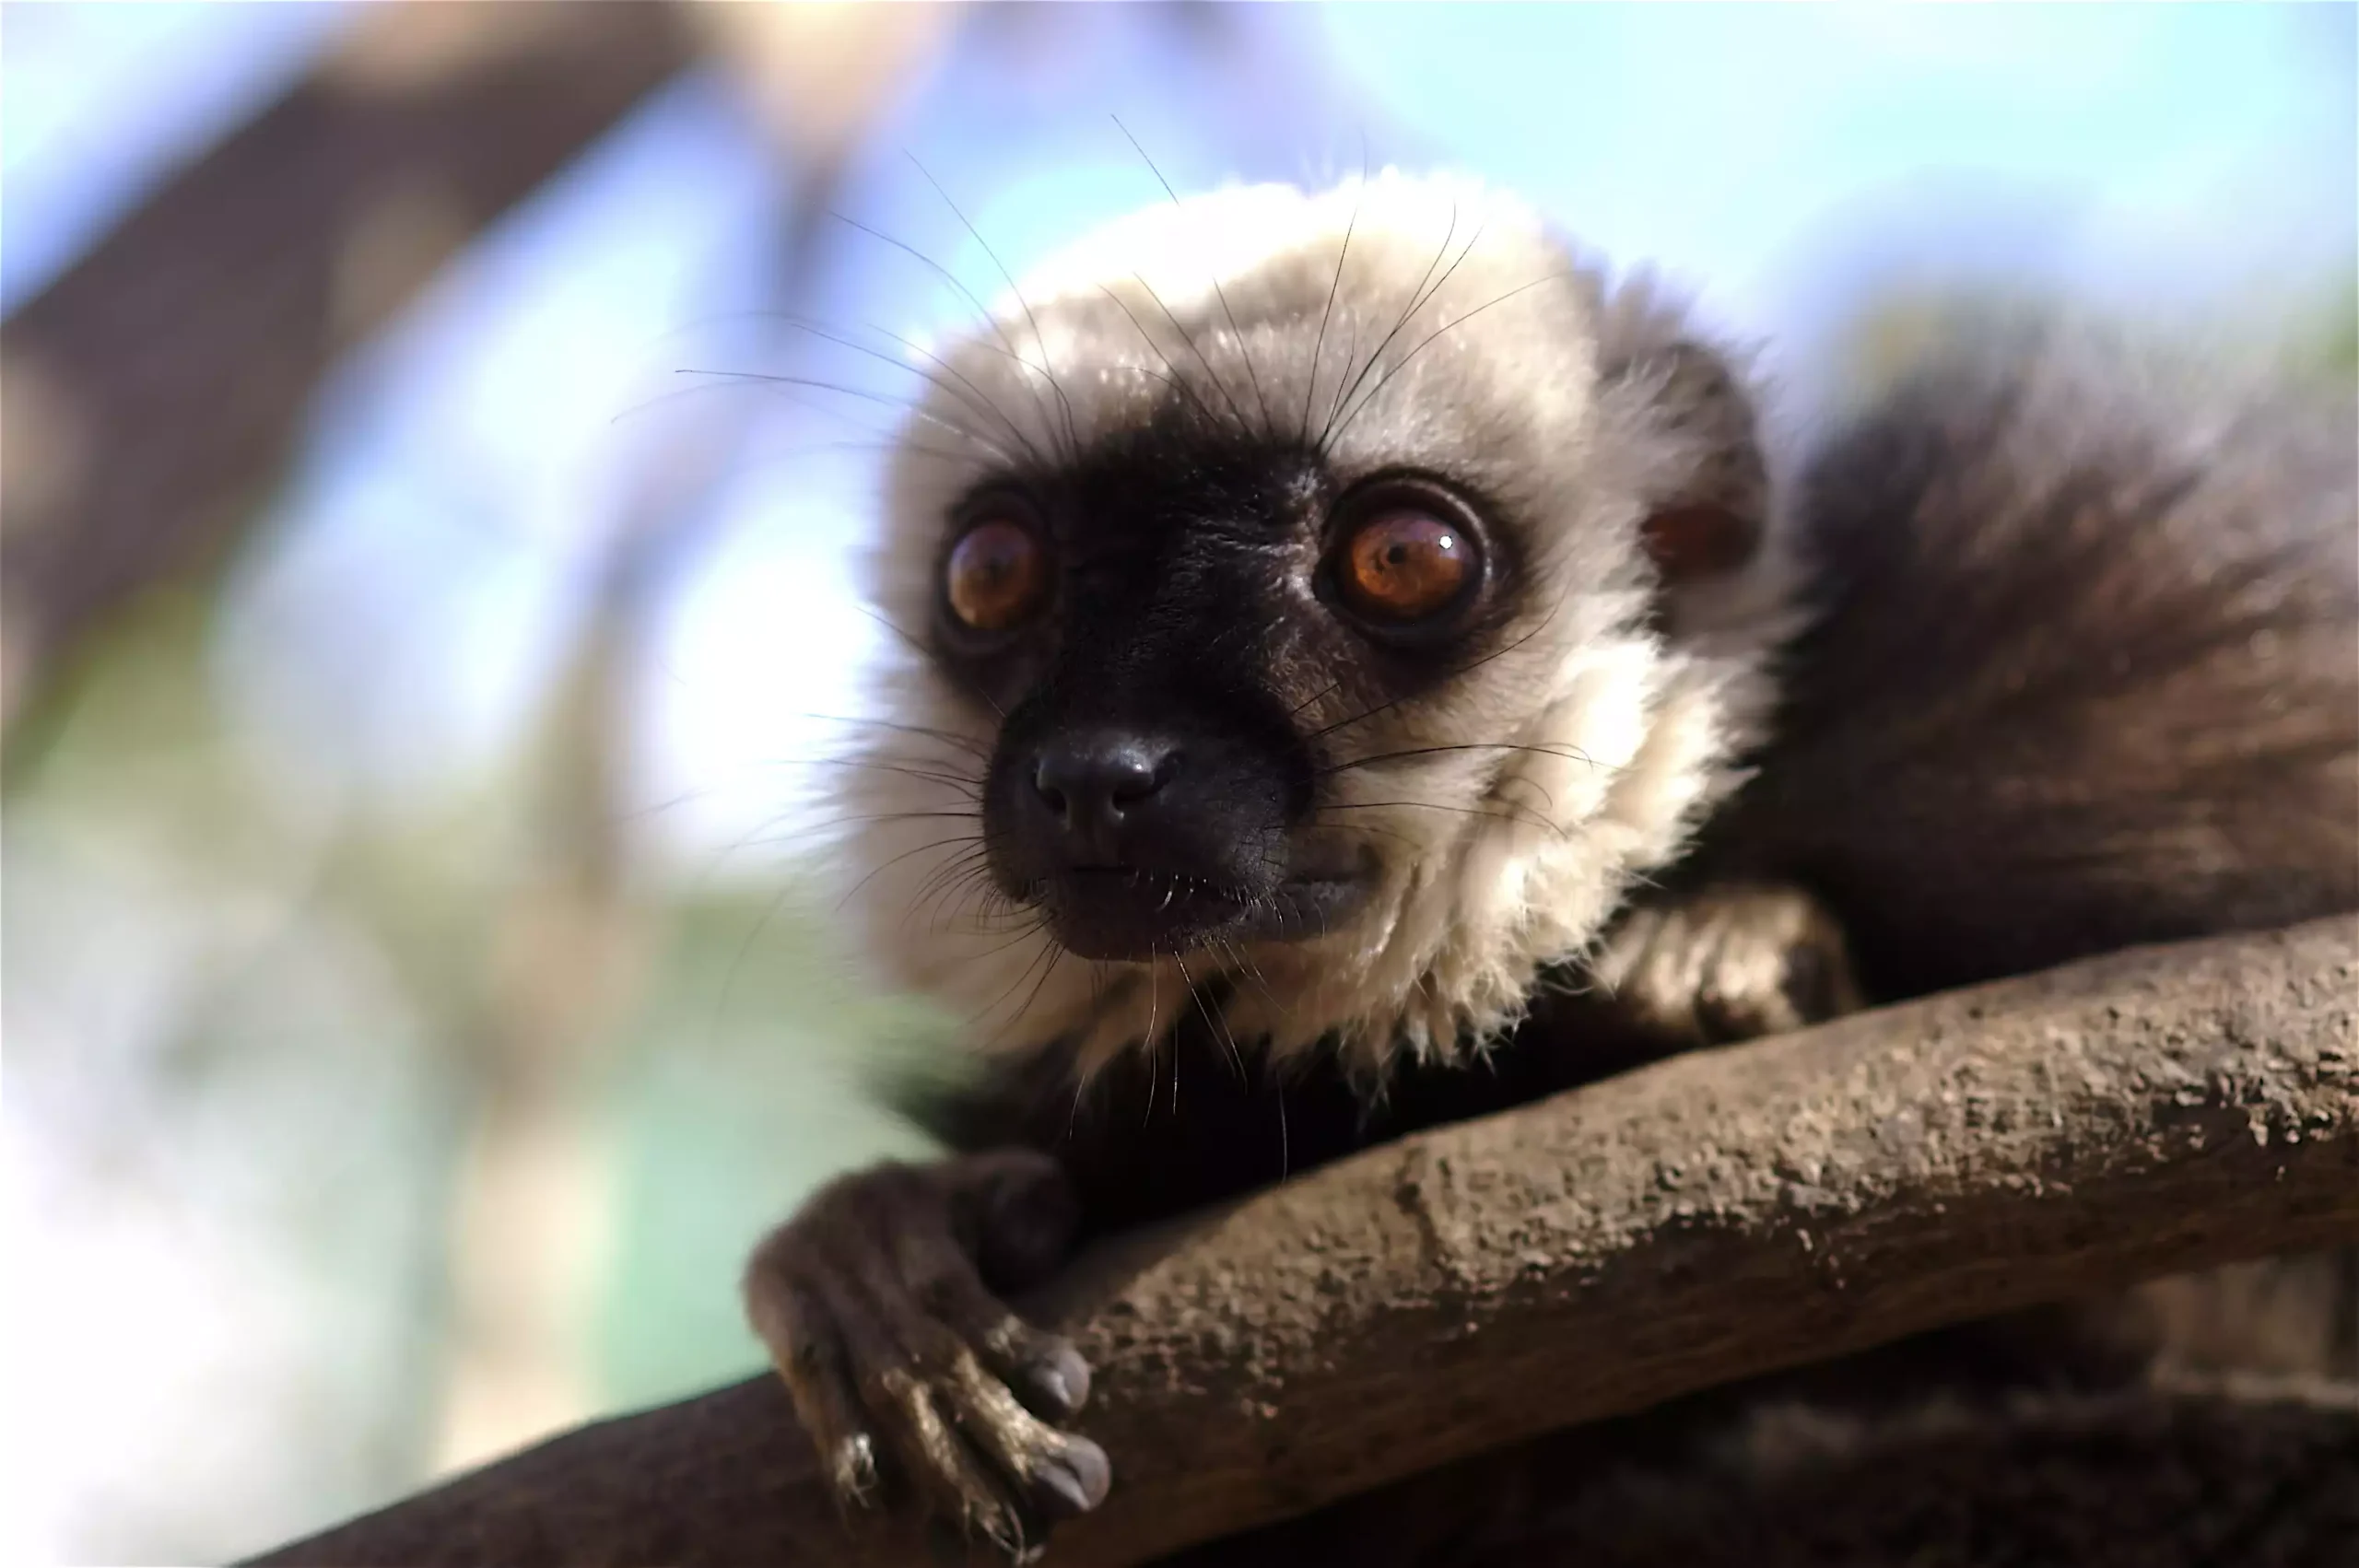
745 1150 1103 1558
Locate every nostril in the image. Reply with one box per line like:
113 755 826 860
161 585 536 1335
1103 752 1163 807
1030 762 1070 818
1030 734 1176 830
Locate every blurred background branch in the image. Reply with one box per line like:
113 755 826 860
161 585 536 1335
1 0 695 763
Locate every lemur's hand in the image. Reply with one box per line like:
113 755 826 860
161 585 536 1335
745 1149 1106 1561
1592 882 1863 1047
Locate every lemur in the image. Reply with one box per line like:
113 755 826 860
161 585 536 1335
741 171 2359 1558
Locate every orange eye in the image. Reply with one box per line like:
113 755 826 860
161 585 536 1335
945 517 1050 634
1334 509 1474 625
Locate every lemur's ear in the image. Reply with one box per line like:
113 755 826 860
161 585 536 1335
1600 323 1768 586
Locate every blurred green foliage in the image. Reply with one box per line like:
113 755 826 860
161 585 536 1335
594 888 946 1406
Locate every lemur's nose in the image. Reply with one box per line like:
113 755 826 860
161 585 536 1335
1030 731 1173 842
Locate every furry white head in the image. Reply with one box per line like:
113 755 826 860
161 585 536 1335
832 170 1802 1079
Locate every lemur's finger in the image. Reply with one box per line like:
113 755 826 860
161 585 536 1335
745 1232 883 1509
898 1242 1092 1420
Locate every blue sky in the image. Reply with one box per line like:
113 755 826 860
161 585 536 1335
7 1 2353 867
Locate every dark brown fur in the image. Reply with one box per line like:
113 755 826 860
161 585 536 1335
1693 333 2359 998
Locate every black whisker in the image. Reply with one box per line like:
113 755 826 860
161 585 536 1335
1113 116 1274 440
804 755 984 799
1301 170 1364 446
783 807 986 835
1289 678 1344 722
1319 740 1613 778
1169 950 1204 1118
1318 797 1567 841
1330 269 1579 447
669 369 1014 464
1005 944 1071 1050
931 889 1047 952
1322 215 1496 449
904 151 1083 463
855 605 1006 719
776 313 1049 471
1216 937 1288 1058
1323 200 1462 449
1130 268 1255 439
838 833 985 914
823 206 1074 466
806 714 992 757
974 933 1064 1047
1323 816 1423 855
1309 573 1583 745
1094 283 1237 438
608 373 903 440
708 877 806 1047
613 782 721 826
909 842 998 920
733 807 987 858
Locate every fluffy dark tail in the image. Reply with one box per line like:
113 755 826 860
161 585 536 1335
1706 330 2358 1001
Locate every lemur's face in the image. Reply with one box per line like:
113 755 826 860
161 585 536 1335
936 425 1525 964
844 173 1787 1070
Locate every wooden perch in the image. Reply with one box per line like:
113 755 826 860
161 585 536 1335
245 915 2359 1567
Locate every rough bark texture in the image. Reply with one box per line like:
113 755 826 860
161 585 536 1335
0 1 696 742
245 916 2359 1567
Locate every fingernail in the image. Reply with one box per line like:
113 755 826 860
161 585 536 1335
1035 1344 1092 1413
1036 1435 1110 1516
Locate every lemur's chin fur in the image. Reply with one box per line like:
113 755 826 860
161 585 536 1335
839 171 1805 1078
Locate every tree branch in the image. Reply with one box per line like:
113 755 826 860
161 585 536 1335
0 0 697 746
244 915 2359 1567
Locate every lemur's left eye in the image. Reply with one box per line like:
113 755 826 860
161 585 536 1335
944 515 1050 634
1326 493 1483 631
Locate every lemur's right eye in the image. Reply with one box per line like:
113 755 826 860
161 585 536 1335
1320 477 1490 641
1337 510 1472 624
944 514 1050 635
